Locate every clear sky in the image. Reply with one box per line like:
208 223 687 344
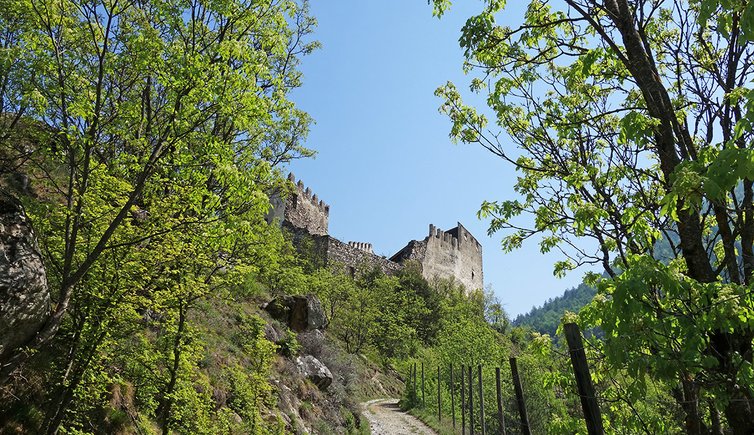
287 0 595 317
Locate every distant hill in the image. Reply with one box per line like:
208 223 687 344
513 282 597 336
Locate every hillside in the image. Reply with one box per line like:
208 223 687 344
512 283 596 336
5 0 754 432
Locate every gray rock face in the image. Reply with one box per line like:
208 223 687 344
263 322 285 344
264 295 327 332
295 355 333 390
297 329 326 358
0 192 50 359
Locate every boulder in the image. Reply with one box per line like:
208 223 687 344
297 329 326 357
0 191 50 359
264 295 327 332
295 355 333 390
263 322 285 344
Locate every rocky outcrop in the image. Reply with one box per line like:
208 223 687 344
295 355 333 390
297 329 326 358
263 322 286 344
264 295 327 332
0 191 50 359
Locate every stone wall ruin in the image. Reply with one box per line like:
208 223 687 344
268 173 329 236
270 174 484 291
390 223 483 291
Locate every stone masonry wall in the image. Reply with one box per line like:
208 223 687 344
326 238 402 275
273 174 483 290
279 173 329 236
391 223 483 292
424 223 483 291
266 173 330 236
284 225 401 276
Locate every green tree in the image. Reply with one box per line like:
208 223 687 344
331 282 379 354
483 287 510 334
432 0 754 432
0 0 316 381
371 273 425 359
310 268 359 323
515 283 597 336
32 171 296 432
396 262 443 345
0 0 319 431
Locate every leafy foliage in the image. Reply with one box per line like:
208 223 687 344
0 0 319 432
431 0 754 432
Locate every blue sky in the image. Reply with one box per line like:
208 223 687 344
288 0 594 317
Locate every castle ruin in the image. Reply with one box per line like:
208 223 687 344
267 173 329 236
268 174 483 292
390 223 483 292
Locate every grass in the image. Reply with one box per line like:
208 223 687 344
405 405 460 435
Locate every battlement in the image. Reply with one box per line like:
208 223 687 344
268 173 329 236
272 173 484 292
427 223 482 253
290 173 329 216
392 222 483 292
428 224 459 249
347 241 373 254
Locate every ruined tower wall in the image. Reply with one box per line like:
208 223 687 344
390 223 483 292
422 223 483 291
269 174 329 236
270 174 483 289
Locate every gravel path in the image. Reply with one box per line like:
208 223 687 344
361 398 437 435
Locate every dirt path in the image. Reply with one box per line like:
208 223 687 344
361 398 437 435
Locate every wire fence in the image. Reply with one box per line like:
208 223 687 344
404 323 604 435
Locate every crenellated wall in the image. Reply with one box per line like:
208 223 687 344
328 238 401 275
390 223 483 292
269 173 329 236
272 174 483 291
347 241 373 254
283 226 400 276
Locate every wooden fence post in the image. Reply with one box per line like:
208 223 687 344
451 363 456 429
438 365 442 422
422 362 425 407
461 364 466 435
564 323 604 435
413 362 417 398
509 357 531 435
468 365 474 435
478 364 486 435
496 367 507 435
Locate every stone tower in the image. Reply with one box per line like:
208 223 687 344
267 173 329 236
390 222 483 292
268 175 484 289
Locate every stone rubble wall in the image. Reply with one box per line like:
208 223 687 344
422 225 483 291
326 237 402 275
390 223 483 292
284 225 401 276
273 176 483 291
284 174 329 236
268 173 329 236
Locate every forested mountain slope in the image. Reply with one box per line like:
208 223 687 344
513 283 596 336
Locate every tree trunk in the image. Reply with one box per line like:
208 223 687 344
709 399 723 435
157 301 186 435
679 376 707 435
724 396 754 435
